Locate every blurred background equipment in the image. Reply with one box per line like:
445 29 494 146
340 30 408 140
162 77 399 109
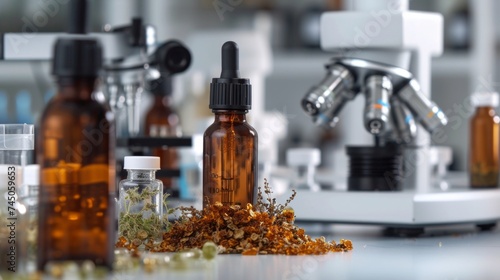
0 0 497 172
273 0 500 231
1 0 500 229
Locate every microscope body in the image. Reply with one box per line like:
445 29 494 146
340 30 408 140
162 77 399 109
303 0 447 191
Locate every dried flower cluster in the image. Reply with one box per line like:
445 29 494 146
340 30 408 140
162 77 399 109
155 180 353 255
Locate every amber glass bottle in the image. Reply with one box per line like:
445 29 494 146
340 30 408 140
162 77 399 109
203 41 258 208
144 77 181 190
37 38 115 270
469 92 500 188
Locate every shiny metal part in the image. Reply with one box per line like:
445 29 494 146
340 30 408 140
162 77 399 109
300 57 447 137
313 89 357 128
335 58 412 91
124 83 143 137
301 64 354 116
398 79 448 134
363 75 392 135
390 95 417 144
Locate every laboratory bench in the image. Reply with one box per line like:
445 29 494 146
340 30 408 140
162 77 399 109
42 223 498 280
32 172 500 280
204 224 496 280
201 224 500 280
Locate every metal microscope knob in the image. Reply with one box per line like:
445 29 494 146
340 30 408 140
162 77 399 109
398 79 448 134
363 75 392 135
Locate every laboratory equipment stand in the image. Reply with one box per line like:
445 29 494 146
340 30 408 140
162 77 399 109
277 172 500 236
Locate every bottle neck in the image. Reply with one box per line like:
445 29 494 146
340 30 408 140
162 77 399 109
127 170 157 181
153 94 173 108
213 110 248 123
56 77 98 100
476 106 497 116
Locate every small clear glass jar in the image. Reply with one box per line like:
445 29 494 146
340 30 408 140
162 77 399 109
118 156 163 241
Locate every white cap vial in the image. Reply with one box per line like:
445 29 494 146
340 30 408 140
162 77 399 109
123 156 160 170
471 92 499 107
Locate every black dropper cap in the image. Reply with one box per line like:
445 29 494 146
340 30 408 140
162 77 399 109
209 41 251 110
52 0 102 78
52 38 103 77
68 0 87 34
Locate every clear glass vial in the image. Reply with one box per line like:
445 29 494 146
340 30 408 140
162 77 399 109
118 156 163 231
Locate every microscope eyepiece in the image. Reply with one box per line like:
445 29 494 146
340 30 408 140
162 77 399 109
156 40 192 75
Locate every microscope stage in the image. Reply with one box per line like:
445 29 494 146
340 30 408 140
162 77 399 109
278 177 500 227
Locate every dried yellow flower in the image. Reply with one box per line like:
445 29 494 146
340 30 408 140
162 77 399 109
155 179 353 255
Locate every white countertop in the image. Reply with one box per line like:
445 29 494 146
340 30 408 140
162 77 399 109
105 223 500 280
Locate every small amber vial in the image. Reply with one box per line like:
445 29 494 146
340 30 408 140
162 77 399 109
144 77 181 190
203 41 258 208
469 92 500 188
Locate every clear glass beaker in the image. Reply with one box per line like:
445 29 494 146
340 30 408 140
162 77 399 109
0 124 34 277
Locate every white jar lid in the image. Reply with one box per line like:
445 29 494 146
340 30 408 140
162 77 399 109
471 92 499 107
124 156 160 170
287 148 321 166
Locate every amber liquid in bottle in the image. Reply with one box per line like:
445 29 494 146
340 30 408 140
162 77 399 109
37 77 116 270
470 107 500 188
144 94 181 189
203 110 257 207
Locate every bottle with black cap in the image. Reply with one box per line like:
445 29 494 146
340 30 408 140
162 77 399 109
203 41 258 208
36 37 115 270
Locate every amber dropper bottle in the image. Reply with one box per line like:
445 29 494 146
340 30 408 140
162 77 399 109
469 92 500 188
36 38 115 270
203 41 258 208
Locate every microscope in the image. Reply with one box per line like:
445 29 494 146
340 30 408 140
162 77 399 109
279 0 500 234
2 0 193 195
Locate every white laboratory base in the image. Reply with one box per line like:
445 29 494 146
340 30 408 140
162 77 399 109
277 172 500 227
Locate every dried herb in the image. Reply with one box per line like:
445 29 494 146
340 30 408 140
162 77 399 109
116 187 175 250
155 179 353 255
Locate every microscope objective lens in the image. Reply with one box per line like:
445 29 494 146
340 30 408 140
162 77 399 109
369 120 382 134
